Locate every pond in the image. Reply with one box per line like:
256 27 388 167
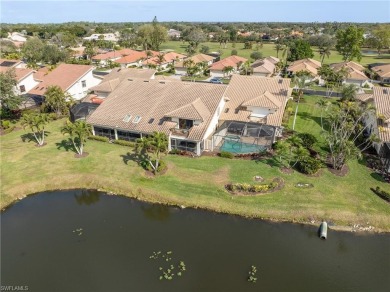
1 190 389 292
361 49 379 55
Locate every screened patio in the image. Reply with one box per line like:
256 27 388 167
212 121 275 153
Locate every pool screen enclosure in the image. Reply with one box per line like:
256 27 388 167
212 121 275 153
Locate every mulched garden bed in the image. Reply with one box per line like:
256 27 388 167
327 164 349 177
74 152 89 158
225 177 285 196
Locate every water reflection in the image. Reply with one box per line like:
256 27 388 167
141 204 171 221
74 190 100 206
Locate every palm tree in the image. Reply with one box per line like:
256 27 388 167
43 85 69 117
292 76 308 131
21 113 50 146
282 45 290 63
183 59 195 76
61 120 92 156
222 66 234 77
319 46 331 64
241 60 252 75
135 131 168 174
275 43 283 58
316 98 331 129
156 53 165 65
340 84 358 102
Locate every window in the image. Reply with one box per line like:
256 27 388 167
133 116 141 123
179 119 193 129
123 114 132 122
81 80 87 88
19 85 26 93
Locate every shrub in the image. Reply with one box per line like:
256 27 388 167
296 156 322 174
371 187 390 202
220 151 234 159
1 120 10 129
88 135 109 142
297 133 318 149
226 178 281 193
112 139 135 147
141 159 167 173
250 51 262 60
231 49 238 56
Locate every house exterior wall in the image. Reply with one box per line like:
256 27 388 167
16 73 39 95
252 72 271 77
67 70 102 100
203 97 226 142
210 70 225 78
175 68 186 75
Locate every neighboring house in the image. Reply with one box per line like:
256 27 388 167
115 50 159 68
0 66 38 97
83 33 119 42
286 58 321 78
167 29 181 39
213 75 291 150
89 67 156 99
142 52 187 70
92 49 137 66
370 87 390 172
0 58 24 68
371 64 390 84
29 64 101 101
7 32 27 42
174 54 216 75
330 61 371 88
87 79 228 156
209 55 248 77
251 56 280 77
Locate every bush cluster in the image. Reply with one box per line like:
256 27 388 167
88 135 109 142
226 179 280 193
297 133 318 149
112 139 135 147
296 156 322 175
1 120 11 129
220 151 234 159
141 159 167 173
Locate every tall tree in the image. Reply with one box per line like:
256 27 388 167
135 131 168 174
316 98 331 130
319 45 331 64
43 85 70 117
185 28 206 49
61 120 92 156
21 113 50 146
371 25 390 54
21 37 45 64
287 39 314 62
275 43 283 58
137 17 167 51
340 84 358 102
0 69 23 111
325 101 378 170
292 76 308 131
335 25 364 61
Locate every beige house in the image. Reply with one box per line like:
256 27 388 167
330 61 371 88
286 58 321 78
210 55 248 77
251 56 280 77
174 54 216 75
87 79 228 155
371 64 390 84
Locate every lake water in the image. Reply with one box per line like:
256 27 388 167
1 189 389 292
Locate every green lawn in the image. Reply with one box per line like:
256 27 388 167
1 116 389 231
160 41 390 67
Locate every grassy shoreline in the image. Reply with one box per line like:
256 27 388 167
1 119 390 233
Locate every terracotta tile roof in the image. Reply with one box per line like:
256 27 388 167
242 91 282 109
251 59 275 74
221 75 291 127
210 55 248 71
331 61 365 72
115 50 159 64
330 61 368 80
0 58 22 68
287 58 321 76
264 56 280 64
28 64 94 95
174 54 215 68
371 64 390 78
90 68 156 93
33 67 50 81
87 79 227 141
92 49 137 61
142 52 187 66
373 87 390 142
356 93 373 102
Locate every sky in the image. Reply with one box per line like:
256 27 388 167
1 0 389 23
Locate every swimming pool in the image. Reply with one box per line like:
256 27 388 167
220 140 266 153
